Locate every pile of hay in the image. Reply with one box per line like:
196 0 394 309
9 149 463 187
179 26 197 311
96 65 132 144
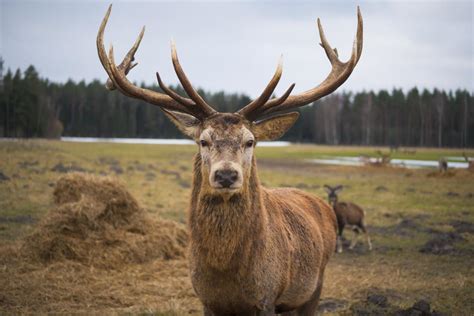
20 173 188 268
0 173 199 314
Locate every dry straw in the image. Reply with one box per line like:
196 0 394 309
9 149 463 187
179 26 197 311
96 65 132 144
0 173 200 314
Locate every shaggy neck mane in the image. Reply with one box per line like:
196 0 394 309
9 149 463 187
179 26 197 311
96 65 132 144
189 154 267 270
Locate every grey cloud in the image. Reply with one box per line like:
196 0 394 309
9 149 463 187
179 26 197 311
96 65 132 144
1 0 472 98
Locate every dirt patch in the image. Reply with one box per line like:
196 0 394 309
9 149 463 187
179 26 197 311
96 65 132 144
375 185 388 192
18 160 39 169
98 157 119 166
350 289 446 316
450 220 474 234
109 164 124 174
0 171 10 182
317 297 349 313
51 162 88 173
161 169 181 178
445 191 460 197
160 169 190 188
21 173 188 268
369 215 437 238
97 157 123 175
393 218 423 236
129 161 149 172
0 215 36 224
420 232 465 255
351 287 403 304
178 179 191 189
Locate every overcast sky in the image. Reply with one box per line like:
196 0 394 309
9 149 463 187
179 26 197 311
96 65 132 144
1 0 473 98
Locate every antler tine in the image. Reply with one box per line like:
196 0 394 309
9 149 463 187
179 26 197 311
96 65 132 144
155 71 212 119
97 5 144 92
257 7 363 117
105 26 145 90
252 83 296 120
171 41 216 117
106 45 193 114
238 57 284 119
96 5 214 119
97 4 121 91
156 72 195 108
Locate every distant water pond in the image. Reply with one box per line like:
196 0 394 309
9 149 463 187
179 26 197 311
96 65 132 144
3 137 467 169
308 156 469 169
60 137 291 147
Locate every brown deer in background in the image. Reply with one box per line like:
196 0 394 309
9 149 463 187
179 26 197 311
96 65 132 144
438 157 448 173
97 5 363 315
324 185 372 253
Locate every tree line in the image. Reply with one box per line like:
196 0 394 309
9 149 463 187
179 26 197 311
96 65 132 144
0 65 472 147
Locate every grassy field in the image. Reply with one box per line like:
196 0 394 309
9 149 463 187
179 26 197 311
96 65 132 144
0 140 473 315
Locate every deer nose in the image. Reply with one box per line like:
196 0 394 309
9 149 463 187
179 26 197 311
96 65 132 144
214 169 238 188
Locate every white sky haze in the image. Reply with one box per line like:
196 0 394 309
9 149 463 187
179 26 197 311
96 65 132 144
1 0 473 97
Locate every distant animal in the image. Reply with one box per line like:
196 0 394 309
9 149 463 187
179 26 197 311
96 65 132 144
438 158 448 173
324 185 372 253
374 150 392 166
97 4 363 315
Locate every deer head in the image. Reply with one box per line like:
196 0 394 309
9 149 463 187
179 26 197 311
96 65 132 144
97 5 363 194
324 185 343 205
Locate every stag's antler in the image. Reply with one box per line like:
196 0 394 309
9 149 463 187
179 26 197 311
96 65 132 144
237 58 295 120
238 7 363 121
97 4 215 119
97 5 363 123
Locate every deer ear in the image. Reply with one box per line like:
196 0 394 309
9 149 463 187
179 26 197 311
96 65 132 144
163 110 200 139
252 112 299 141
334 185 344 193
324 185 332 194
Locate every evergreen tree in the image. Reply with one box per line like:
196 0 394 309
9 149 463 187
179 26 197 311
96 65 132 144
0 64 472 147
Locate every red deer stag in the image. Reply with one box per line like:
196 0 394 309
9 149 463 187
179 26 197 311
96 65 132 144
97 5 363 315
324 185 372 253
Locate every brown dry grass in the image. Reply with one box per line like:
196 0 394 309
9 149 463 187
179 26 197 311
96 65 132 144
22 173 188 268
0 173 197 314
0 141 473 315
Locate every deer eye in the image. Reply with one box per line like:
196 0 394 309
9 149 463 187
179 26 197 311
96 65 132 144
245 140 254 148
200 140 209 147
